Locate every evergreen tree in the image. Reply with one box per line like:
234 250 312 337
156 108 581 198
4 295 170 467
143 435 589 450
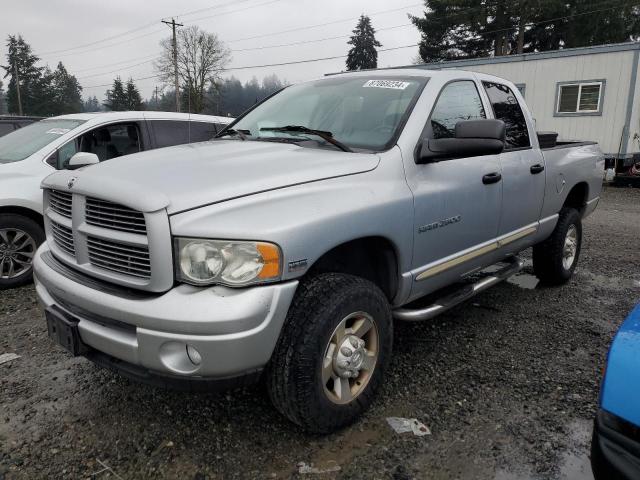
125 78 143 110
2 35 51 115
51 62 83 114
346 15 382 71
83 96 100 112
103 77 127 111
410 0 640 62
205 74 286 117
0 80 6 114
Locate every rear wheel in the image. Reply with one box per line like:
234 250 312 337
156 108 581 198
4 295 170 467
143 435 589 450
0 214 44 289
533 207 582 285
267 273 392 433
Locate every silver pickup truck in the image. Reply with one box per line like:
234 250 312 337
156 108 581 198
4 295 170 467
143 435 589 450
33 69 603 433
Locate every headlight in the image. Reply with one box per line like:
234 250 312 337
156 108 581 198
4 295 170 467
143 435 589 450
175 238 281 286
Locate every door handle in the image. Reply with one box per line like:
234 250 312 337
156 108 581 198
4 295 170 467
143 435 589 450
482 172 502 185
530 164 545 174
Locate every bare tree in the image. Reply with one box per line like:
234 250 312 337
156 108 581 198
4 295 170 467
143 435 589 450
156 26 231 113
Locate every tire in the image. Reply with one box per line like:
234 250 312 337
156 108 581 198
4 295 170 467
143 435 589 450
266 273 393 433
0 214 44 289
532 207 582 285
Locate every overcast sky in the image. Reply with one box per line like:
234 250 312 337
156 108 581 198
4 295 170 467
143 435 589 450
2 0 426 101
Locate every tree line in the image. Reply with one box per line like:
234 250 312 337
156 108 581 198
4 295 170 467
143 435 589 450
2 2 639 116
409 0 640 62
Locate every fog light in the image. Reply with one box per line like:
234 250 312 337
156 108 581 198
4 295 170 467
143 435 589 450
186 344 202 366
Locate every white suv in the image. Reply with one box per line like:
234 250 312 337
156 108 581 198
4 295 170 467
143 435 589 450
0 111 232 288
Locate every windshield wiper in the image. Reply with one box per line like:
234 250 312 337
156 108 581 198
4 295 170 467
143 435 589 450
216 128 250 141
259 125 353 152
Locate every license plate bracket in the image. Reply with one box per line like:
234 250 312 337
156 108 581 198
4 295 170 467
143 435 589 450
45 308 86 356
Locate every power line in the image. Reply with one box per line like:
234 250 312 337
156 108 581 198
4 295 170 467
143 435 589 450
76 58 158 80
231 23 413 53
73 54 159 73
79 0 631 90
63 2 423 70
80 42 422 89
225 3 424 43
39 0 259 56
182 0 286 24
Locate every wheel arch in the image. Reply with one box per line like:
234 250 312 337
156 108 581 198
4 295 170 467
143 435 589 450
305 236 400 302
0 205 44 229
562 182 589 217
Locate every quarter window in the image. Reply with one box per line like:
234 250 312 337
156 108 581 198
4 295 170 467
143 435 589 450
557 82 603 114
429 81 486 139
482 82 530 149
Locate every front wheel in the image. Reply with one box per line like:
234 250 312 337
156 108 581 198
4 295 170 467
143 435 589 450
0 214 44 289
532 207 582 285
266 273 392 433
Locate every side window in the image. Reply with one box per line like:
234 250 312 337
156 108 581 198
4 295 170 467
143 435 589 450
57 138 79 169
429 81 486 139
482 82 531 149
56 122 141 169
188 122 217 143
556 81 603 114
150 120 189 148
0 123 14 136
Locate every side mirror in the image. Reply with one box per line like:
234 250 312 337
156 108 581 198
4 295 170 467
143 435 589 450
68 152 99 170
418 119 506 163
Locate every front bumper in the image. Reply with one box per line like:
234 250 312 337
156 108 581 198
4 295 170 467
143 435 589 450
592 409 640 480
33 244 298 383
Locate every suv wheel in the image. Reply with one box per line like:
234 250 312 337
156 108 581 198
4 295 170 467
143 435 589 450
0 214 44 289
532 207 582 285
267 273 392 433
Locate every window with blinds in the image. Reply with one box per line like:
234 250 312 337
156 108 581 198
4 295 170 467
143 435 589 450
557 82 603 114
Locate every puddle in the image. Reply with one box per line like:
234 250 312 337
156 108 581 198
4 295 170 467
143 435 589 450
493 420 594 480
558 419 594 480
506 273 540 290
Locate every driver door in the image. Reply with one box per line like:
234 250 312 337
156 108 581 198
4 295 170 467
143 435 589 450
405 80 503 297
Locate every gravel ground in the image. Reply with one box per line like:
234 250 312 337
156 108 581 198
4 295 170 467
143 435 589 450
1 186 639 480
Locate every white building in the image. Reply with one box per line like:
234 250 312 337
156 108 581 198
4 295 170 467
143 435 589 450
410 42 640 166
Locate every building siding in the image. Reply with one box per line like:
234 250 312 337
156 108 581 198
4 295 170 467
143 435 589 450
628 51 640 159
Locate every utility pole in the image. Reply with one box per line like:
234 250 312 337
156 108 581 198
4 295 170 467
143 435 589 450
162 18 183 113
13 61 23 116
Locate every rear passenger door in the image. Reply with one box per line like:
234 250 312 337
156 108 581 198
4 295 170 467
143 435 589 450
482 82 545 239
148 120 216 148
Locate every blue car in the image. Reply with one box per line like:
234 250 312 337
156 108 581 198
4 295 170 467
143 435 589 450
592 303 640 479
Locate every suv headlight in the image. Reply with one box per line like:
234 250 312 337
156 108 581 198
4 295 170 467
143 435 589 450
175 238 281 286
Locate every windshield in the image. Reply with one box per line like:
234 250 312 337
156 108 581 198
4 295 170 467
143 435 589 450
0 119 85 164
228 76 427 151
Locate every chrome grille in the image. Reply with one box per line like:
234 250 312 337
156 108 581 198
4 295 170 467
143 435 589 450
51 221 75 256
49 190 72 218
85 197 147 234
87 236 151 279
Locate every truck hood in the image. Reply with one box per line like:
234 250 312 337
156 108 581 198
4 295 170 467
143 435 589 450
41 140 380 214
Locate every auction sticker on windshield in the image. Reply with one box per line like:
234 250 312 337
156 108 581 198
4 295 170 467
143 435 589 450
363 80 411 90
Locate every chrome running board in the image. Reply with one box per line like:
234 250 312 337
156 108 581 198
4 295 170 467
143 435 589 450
393 257 524 322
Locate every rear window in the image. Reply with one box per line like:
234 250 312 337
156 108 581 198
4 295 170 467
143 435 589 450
0 119 85 163
482 82 530 149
